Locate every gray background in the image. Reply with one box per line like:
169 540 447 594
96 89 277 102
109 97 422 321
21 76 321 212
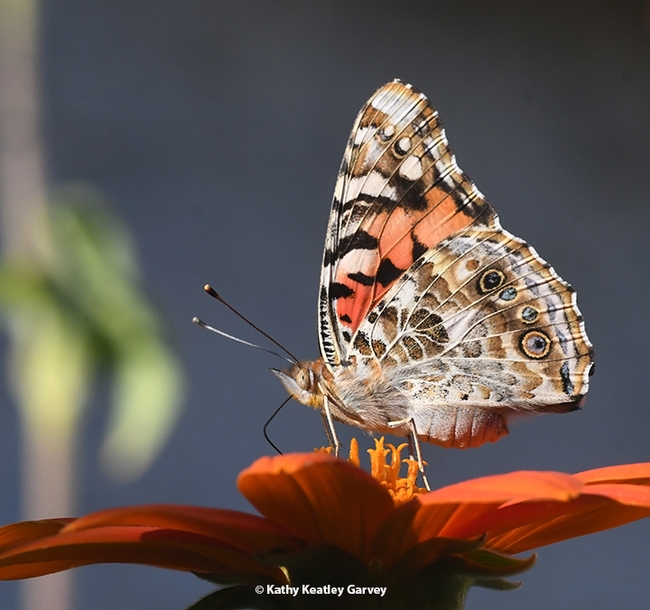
1 1 649 608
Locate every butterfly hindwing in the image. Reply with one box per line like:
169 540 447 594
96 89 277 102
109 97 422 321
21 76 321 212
357 225 590 380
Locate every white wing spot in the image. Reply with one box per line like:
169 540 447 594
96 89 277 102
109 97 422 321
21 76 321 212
380 124 395 139
338 248 378 277
343 171 397 203
353 126 371 146
397 137 411 154
399 155 424 181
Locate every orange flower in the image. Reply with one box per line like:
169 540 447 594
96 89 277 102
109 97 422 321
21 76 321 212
0 441 648 609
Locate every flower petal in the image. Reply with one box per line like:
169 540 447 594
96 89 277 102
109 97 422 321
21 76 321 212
0 522 286 583
0 519 72 551
238 453 395 562
377 470 583 561
426 471 584 504
575 462 650 486
582 482 650 505
488 484 650 554
62 504 299 554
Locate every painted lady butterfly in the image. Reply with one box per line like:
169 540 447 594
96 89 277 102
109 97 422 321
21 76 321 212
272 79 594 458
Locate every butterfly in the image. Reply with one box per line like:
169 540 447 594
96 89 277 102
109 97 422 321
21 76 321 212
272 79 594 463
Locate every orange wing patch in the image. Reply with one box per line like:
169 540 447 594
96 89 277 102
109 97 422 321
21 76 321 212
333 186 489 333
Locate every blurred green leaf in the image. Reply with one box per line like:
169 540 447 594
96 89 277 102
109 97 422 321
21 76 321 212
0 186 184 480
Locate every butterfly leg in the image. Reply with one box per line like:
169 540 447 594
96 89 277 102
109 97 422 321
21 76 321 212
322 395 342 457
408 426 431 492
387 417 430 491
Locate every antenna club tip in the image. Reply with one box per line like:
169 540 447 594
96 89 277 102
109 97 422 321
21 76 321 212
203 284 220 298
192 316 202 325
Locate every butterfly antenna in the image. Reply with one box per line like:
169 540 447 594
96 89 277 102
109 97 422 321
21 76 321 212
263 396 291 455
192 317 295 365
201 284 299 363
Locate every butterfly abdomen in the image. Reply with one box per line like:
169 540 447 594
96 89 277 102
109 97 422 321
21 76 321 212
412 403 509 449
325 360 509 449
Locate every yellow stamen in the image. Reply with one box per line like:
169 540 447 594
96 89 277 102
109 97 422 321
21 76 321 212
314 446 334 455
315 438 427 503
348 437 360 468
367 438 427 503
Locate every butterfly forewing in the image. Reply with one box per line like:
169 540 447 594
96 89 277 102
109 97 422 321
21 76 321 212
318 80 499 367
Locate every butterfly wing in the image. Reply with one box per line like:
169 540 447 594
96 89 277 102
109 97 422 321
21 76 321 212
350 226 594 446
317 80 593 448
318 80 497 367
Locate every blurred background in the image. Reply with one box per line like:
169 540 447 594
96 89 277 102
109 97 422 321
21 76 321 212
0 1 649 609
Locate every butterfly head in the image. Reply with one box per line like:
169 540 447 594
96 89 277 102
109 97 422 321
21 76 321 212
271 360 331 410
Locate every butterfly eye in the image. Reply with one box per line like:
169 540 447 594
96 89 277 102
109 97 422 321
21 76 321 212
521 330 551 359
295 368 314 391
478 269 506 294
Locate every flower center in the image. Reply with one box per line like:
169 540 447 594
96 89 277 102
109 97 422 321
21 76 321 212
317 438 428 504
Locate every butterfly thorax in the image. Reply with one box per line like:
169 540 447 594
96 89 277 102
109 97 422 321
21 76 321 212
273 357 415 435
